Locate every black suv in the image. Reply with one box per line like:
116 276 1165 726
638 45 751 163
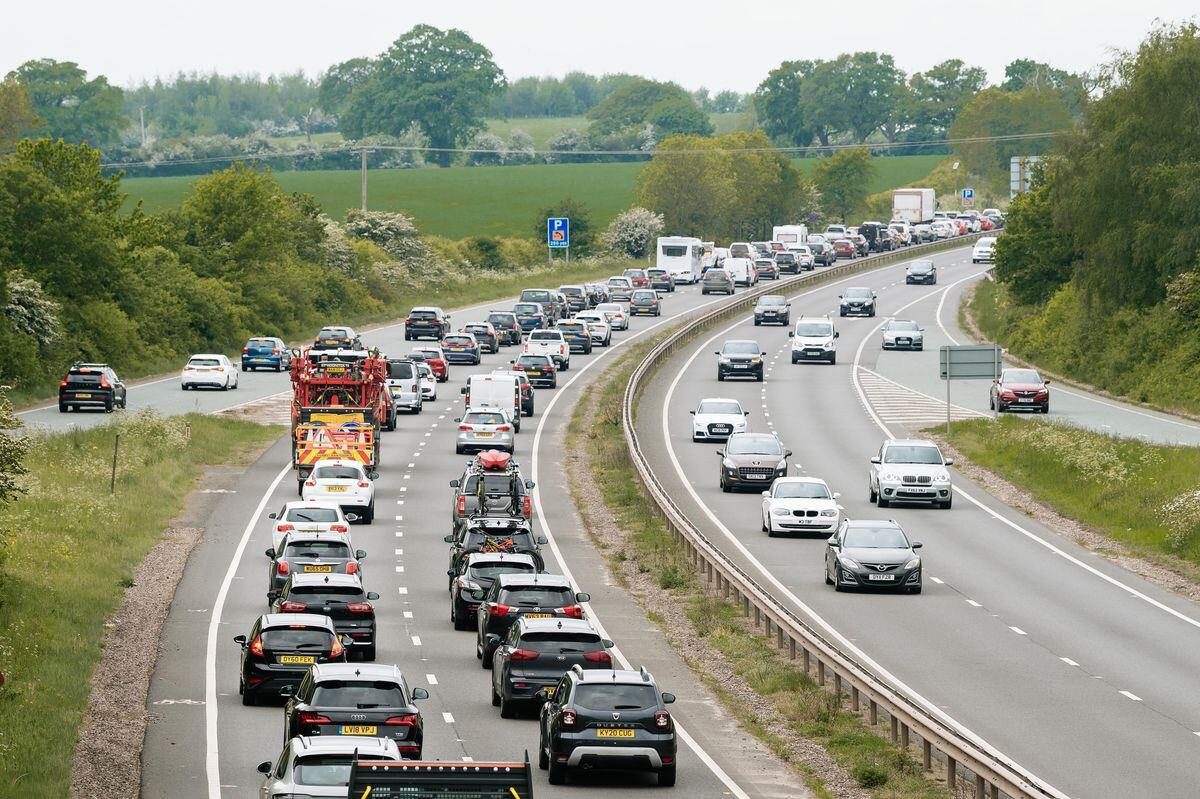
558 285 589 313
491 617 613 717
476 573 590 667
59 363 126 412
445 516 547 582
404 307 450 341
233 613 346 705
271 573 380 661
282 663 428 757
715 339 765 381
265 532 366 599
538 665 678 786
488 312 523 346
449 552 540 630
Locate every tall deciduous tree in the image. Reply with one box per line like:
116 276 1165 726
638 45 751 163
0 79 39 153
318 58 374 118
586 79 693 136
812 148 875 222
648 99 714 138
7 59 125 147
907 59 988 133
754 60 818 147
339 25 505 166
950 87 1072 191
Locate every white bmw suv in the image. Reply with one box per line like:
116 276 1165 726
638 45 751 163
868 439 953 509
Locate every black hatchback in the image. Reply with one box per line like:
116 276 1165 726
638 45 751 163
59 363 126 413
233 613 346 705
491 617 613 717
476 573 589 666
272 573 380 661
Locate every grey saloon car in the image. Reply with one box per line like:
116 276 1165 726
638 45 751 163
825 519 922 593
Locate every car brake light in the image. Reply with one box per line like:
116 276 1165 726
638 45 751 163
279 599 306 612
99 378 110 388
456 496 467 515
561 708 578 728
385 714 418 726
184 366 194 371
60 378 68 387
249 635 264 656
561 605 584 619
346 561 358 575
488 603 512 616
459 425 473 431
277 561 290 576
509 648 539 662
496 425 511 432
655 709 671 729
272 348 280 355
242 347 249 354
298 711 332 726
522 496 531 517
305 481 315 487
346 602 373 613
583 650 611 663
329 636 345 659
357 480 370 488
330 523 348 533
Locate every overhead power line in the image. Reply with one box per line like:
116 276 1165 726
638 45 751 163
99 130 1065 170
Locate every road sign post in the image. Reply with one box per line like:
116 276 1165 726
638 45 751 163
939 344 1002 433
547 217 570 264
960 187 975 208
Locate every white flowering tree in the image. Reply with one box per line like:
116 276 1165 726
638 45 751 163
467 131 504 166
504 129 536 165
602 207 664 260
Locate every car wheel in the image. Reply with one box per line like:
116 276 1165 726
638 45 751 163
791 356 798 364
1042 404 1050 414
548 758 568 785
909 585 923 595
720 477 730 493
658 765 677 787
481 646 494 670
940 497 953 510
499 694 518 719
833 572 845 591
756 372 764 382
104 398 114 413
717 371 724 382
877 496 890 508
221 378 230 391
455 445 463 455
538 736 550 770
241 686 255 706
869 484 878 503
491 683 501 707
829 353 837 365
361 641 377 661
181 384 188 391
58 402 68 412
988 396 995 411
361 502 375 523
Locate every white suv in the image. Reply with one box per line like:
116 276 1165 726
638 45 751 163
302 459 377 522
524 329 571 370
868 439 953 509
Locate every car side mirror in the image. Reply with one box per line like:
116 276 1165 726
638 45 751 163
602 638 614 648
834 331 840 338
1044 379 1051 385
870 456 881 464
471 590 486 601
278 685 294 697
689 410 696 415
575 592 591 603
265 547 276 558
233 635 247 647
443 534 454 543
743 410 750 416
446 569 456 577
257 761 273 775
268 590 280 602
944 459 954 466
787 331 794 337
344 513 360 522
485 633 500 646
833 491 842 499
661 692 676 704
355 549 367 560
912 542 923 549
366 591 380 600
761 352 767 356
713 351 720 356
454 418 462 423
267 512 278 519
412 687 429 700
784 450 793 458
368 471 379 480
827 539 839 548
537 536 549 545
460 387 467 394
449 479 460 488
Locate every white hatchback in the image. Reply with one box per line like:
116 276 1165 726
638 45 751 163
595 303 629 330
181 354 238 390
691 397 749 442
761 477 842 537
416 361 438 401
268 501 355 550
302 459 377 523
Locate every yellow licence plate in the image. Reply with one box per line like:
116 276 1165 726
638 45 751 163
339 725 377 735
278 655 315 664
475 432 494 438
326 486 347 492
76 393 92 398
524 613 552 619
303 565 333 573
597 728 636 739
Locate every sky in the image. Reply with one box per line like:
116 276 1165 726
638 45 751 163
2 1 1196 90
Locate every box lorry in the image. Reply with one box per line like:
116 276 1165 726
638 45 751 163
891 188 937 225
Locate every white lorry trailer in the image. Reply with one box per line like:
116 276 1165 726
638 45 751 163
891 188 937 225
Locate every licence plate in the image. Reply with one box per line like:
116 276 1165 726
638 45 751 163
279 655 315 664
868 573 896 581
1018 399 1033 403
76 393 92 398
733 364 749 369
905 487 931 493
304 565 333 573
597 729 636 739
523 613 552 619
339 725 377 735
475 432 494 438
450 347 465 351
326 486 347 493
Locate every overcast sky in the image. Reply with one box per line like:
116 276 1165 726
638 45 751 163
3 1 1195 90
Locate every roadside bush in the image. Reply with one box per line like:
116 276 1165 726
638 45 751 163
1161 490 1200 551
851 762 889 788
466 131 504 166
503 129 536 165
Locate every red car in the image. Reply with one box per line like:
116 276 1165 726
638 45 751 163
622 268 650 287
832 239 856 259
990 368 1050 413
411 346 448 382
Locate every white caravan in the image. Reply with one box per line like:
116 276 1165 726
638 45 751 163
655 236 704 284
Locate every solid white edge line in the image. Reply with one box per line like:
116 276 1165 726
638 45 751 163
661 257 1072 796
206 462 291 799
529 291 753 799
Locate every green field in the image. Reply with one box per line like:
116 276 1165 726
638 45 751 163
121 153 943 239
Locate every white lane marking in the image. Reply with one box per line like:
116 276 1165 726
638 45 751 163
206 462 291 799
966 600 982 607
1009 626 1028 636
661 258 1068 797
395 566 404 573
462 756 474 762
529 295 753 799
396 500 404 505
442 712 455 723
395 515 403 521
395 548 403 555
930 576 944 584
398 587 408 595
400 486 407 492
403 611 413 619
395 531 403 537
1120 691 1142 701
936 272 1200 433
411 636 422 646
1061 657 1080 667
426 674 438 685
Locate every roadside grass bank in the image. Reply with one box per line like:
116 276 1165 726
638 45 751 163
943 416 1200 574
12 258 627 411
0 413 282 798
566 344 949 799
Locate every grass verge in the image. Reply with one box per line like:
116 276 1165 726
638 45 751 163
0 412 282 797
567 344 949 798
945 416 1200 567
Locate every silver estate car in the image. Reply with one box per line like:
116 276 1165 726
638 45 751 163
257 736 400 799
881 319 924 350
454 408 516 454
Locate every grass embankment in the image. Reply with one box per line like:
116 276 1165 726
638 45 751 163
121 154 947 238
569 347 948 798
0 413 282 797
946 416 1200 568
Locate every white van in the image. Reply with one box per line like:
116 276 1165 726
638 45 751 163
462 373 522 432
656 236 703 285
724 257 757 287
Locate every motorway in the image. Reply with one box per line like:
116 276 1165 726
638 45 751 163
636 246 1200 798
140 278 812 798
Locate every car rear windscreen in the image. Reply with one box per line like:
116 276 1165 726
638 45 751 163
311 681 405 707
498 586 573 606
660 245 687 257
574 683 658 710
313 466 362 480
286 507 341 523
287 586 364 602
283 540 351 558
518 632 603 652
387 362 415 380
261 628 334 650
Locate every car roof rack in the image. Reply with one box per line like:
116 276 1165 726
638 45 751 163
640 666 651 682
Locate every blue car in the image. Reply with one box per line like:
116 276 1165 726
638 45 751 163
241 337 292 371
513 302 546 332
440 333 482 365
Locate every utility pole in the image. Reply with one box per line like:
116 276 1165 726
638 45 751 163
360 148 368 211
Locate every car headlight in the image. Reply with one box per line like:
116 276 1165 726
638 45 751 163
719 357 731 364
904 557 921 571
771 507 791 517
880 472 899 481
863 299 874 306
934 470 951 482
819 509 837 517
459 579 481 591
840 300 849 306
825 339 835 348
838 556 860 569
750 359 762 364
777 460 787 471
734 420 747 429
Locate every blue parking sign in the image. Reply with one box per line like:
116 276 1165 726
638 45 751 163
960 187 975 207
547 217 570 249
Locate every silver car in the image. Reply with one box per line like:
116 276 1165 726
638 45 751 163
257 735 400 798
869 438 953 509
455 408 515 454
881 319 924 350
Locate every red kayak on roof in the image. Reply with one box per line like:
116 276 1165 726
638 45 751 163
477 449 511 471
